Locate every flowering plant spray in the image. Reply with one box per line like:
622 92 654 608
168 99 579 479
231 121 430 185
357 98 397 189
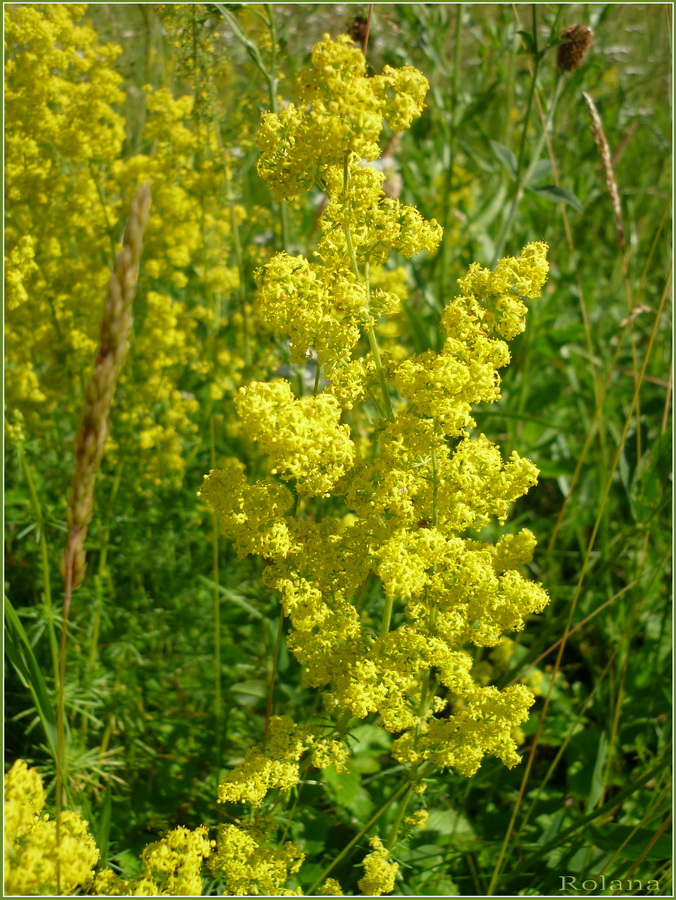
199 34 550 895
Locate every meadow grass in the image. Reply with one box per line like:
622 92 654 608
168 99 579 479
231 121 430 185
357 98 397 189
5 3 672 895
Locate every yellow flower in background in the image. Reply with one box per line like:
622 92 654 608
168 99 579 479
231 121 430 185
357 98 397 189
4 760 99 896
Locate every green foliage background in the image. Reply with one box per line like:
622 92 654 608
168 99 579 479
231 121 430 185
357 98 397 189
5 3 672 896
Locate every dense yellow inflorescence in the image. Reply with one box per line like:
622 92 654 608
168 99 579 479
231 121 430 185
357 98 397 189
208 823 305 896
4 4 273 490
94 826 213 896
357 836 399 897
4 760 99 896
4 759 213 897
7 13 552 895
199 32 552 897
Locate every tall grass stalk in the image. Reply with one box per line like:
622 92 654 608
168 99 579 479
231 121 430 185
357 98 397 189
493 5 564 265
582 89 642 465
210 415 223 770
18 448 59 686
56 184 151 892
80 460 123 743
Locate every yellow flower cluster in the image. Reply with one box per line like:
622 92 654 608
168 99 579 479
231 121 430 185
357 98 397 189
318 877 344 895
255 253 370 367
5 4 273 490
236 381 355 496
94 826 212 896
217 715 314 807
394 242 549 436
4 760 99 896
4 759 213 897
208 823 304 896
318 160 442 269
201 36 551 807
257 34 429 199
357 836 399 897
216 715 350 808
198 459 296 559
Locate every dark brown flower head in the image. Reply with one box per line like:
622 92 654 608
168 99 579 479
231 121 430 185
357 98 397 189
557 24 594 72
350 15 369 45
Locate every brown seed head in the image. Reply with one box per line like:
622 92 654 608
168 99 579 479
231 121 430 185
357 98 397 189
61 184 151 596
350 15 369 45
557 24 594 72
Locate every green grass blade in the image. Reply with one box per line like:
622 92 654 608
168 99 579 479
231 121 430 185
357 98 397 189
5 595 59 759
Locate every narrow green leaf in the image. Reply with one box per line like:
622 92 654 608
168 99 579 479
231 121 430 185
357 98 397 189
528 183 583 212
228 679 269 707
526 158 554 185
516 29 537 55
585 731 608 814
197 575 264 619
589 824 672 861
5 595 58 759
490 140 518 178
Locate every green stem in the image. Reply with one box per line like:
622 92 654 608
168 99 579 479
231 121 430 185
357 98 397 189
228 171 251 369
210 415 223 768
386 784 413 851
437 3 464 300
265 3 289 251
82 462 123 743
379 592 395 639
305 779 411 895
493 6 565 264
19 448 59 685
262 610 285 754
367 325 395 423
492 52 540 264
340 156 395 423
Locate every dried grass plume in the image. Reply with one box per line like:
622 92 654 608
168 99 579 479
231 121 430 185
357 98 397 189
61 183 152 599
582 92 625 252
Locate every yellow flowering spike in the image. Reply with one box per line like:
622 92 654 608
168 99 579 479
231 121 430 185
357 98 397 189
255 252 369 367
318 877 344 895
140 825 212 896
198 459 296 559
404 809 429 829
318 158 442 268
454 241 550 340
358 836 399 896
493 529 538 573
311 738 351 773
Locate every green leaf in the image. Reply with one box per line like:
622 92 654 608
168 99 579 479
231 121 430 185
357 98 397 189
197 576 264 619
528 183 583 212
585 731 608 814
425 808 475 839
589 824 672 861
228 679 269 707
5 595 58 759
526 158 554 185
490 140 518 178
322 767 374 820
516 29 537 55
